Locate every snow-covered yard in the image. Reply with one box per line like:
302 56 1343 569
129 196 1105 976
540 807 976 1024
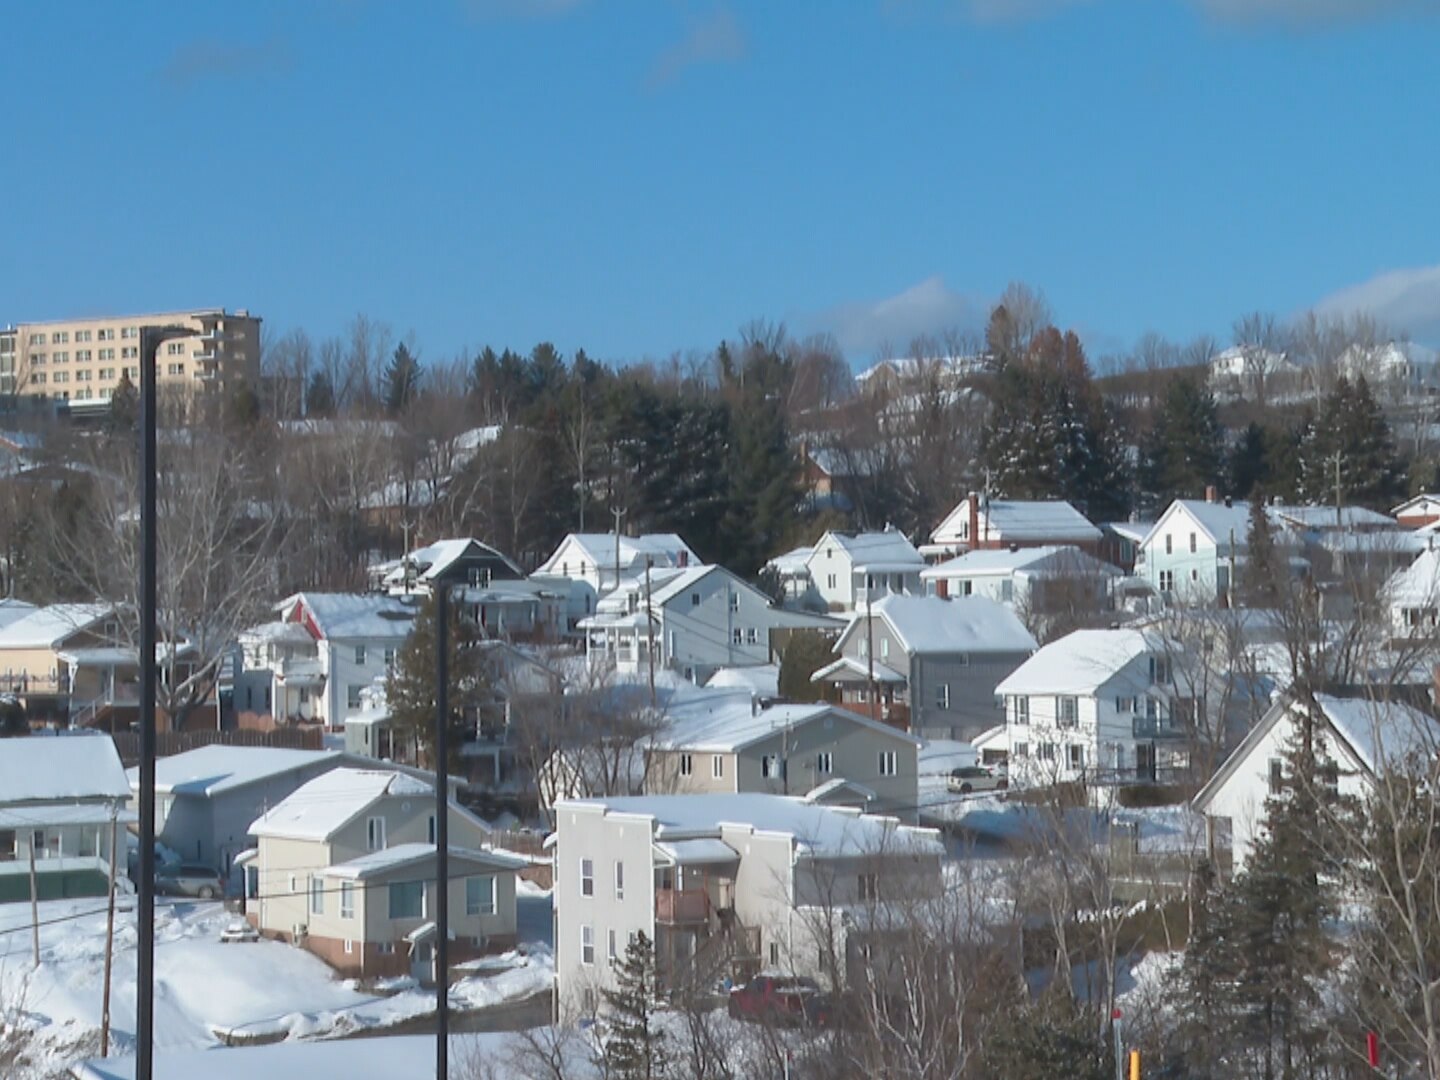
0 895 553 1077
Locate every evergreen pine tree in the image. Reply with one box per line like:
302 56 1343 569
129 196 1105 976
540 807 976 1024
383 594 487 768
777 630 838 703
602 930 667 1080
1297 375 1404 509
107 373 139 433
305 369 336 417
1228 422 1269 499
383 342 423 414
1169 859 1242 1079
1142 374 1224 507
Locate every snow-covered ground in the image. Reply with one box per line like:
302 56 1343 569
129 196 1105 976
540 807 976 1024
0 895 553 1077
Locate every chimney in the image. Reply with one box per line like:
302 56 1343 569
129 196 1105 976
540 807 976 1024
1205 485 1218 504
1224 496 1232 509
968 492 980 548
678 550 688 568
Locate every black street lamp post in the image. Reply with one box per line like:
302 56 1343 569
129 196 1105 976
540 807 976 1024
435 582 450 1079
135 325 196 1080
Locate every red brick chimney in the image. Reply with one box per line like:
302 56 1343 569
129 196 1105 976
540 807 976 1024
1205 485 1218 504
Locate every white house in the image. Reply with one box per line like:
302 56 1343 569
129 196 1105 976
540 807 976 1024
1140 496 1265 605
234 593 419 729
550 793 944 1019
920 544 1120 615
579 564 806 685
803 529 924 612
0 734 133 903
995 628 1196 784
1193 693 1440 872
1338 340 1433 393
532 533 699 625
925 495 1102 561
1383 547 1440 636
1393 494 1440 531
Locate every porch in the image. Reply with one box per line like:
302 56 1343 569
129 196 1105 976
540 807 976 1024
651 838 760 994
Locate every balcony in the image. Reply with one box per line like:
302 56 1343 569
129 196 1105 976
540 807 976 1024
656 887 710 924
1132 717 1186 740
191 349 218 363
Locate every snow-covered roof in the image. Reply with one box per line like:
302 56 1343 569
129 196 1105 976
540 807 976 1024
0 598 38 631
765 546 813 577
654 838 739 866
1102 521 1153 544
932 498 1101 545
705 664 780 697
0 803 137 828
811 656 908 684
249 767 435 840
921 544 1121 580
130 746 341 797
1144 499 1253 548
1269 504 1397 531
534 533 698 576
652 699 919 754
1393 493 1440 518
1384 548 1440 608
812 530 923 571
649 565 724 605
278 593 418 642
0 735 129 803
1209 345 1296 378
381 538 522 586
559 792 944 859
325 842 526 880
864 594 1037 656
0 603 113 649
995 627 1166 696
241 621 317 647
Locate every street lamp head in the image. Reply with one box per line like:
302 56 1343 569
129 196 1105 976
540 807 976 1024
139 324 200 351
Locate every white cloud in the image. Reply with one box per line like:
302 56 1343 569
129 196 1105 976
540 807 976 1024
806 276 985 358
647 6 746 88
1194 0 1434 25
1314 264 1440 344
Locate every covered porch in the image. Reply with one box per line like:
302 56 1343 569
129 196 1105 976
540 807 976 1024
0 803 136 902
811 657 911 729
579 612 658 674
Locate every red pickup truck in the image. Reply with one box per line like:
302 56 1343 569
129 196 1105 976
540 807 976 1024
727 974 831 1027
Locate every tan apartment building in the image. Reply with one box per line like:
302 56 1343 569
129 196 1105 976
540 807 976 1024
0 308 260 405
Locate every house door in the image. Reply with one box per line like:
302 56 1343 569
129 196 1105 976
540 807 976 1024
411 942 433 984
1135 743 1156 782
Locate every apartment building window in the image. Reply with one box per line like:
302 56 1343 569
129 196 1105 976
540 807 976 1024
935 683 950 709
879 750 898 777
366 816 386 851
98 328 114 341
99 348 114 361
98 368 114 380
27 333 45 346
122 326 137 339
76 351 92 364
53 351 68 363
388 880 423 919
76 369 92 381
53 371 69 384
122 347 137 359
712 755 724 779
30 373 45 385
679 753 692 777
1068 745 1085 771
340 882 355 918
30 353 45 366
54 331 68 343
581 925 595 965
1013 696 1030 724
122 366 136 378
815 751 833 775
466 875 495 916
76 388 92 400
1039 742 1057 761
167 363 184 376
1058 696 1078 727
75 330 92 343
1158 570 1174 593
580 858 594 897
310 876 324 915
614 860 625 901
166 341 184 355
354 645 367 665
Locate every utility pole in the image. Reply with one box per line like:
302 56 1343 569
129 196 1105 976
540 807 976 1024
28 834 39 967
610 506 627 593
1332 450 1344 529
434 581 451 1080
866 594 878 722
644 556 655 707
100 813 119 1056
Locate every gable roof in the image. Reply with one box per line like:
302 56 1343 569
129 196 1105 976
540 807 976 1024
1143 499 1253 548
995 628 1164 696
809 530 923 572
1393 493 1440 518
932 498 1101 545
0 603 113 649
861 594 1037 656
383 538 523 586
534 533 698 576
133 746 342 797
1194 693 1440 812
920 544 1121 580
1383 548 1440 608
0 599 38 631
279 593 418 642
651 699 920 754
0 735 129 803
1269 505 1397 532
250 767 437 841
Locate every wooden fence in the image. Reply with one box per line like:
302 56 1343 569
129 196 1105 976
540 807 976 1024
110 726 325 767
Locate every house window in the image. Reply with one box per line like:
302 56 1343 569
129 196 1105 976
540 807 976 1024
581 925 595 965
366 816 386 852
732 628 743 646
729 592 739 612
679 753 693 777
826 574 837 589
344 939 354 955
378 942 395 955
879 751 898 777
347 685 364 710
762 754 781 779
880 638 889 661
858 873 879 901
427 815 436 845
712 755 724 779
388 880 424 919
1165 535 1173 555
466 875 496 916
690 593 700 607
935 683 950 710
384 648 396 668
341 883 355 919
614 860 625 901
815 751 833 775
769 942 780 965
608 928 619 961
1039 743 1057 761
581 858 594 897
1058 697 1078 728
0 830 14 861
310 876 324 915
1013 696 1029 724
1150 656 1170 685
746 627 758 645
1068 745 1085 771
1013 742 1029 758
1189 532 1197 553
1268 758 1284 795
354 646 367 665
1159 570 1174 593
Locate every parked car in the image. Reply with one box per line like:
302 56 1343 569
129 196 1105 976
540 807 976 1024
947 765 1007 795
155 862 226 899
728 974 831 1026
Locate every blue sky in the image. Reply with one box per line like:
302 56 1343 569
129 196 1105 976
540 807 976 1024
2 0 1439 368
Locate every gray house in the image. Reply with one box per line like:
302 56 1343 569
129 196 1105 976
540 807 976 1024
812 594 1037 741
128 746 355 872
